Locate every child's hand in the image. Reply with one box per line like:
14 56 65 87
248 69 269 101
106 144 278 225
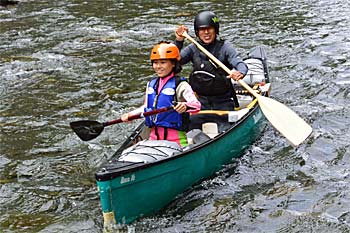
174 102 187 113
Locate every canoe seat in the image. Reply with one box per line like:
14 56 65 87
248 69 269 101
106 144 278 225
118 140 182 163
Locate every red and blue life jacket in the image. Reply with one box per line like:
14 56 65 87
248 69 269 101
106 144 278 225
145 76 189 131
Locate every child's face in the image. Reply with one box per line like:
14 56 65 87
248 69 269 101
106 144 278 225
152 59 174 78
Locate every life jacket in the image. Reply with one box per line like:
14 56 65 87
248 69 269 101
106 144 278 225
190 40 234 97
145 76 189 132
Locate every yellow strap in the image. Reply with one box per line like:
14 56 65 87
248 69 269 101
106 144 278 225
246 98 258 109
196 110 230 115
195 98 258 116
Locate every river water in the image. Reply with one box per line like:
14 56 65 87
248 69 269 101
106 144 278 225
1 0 350 232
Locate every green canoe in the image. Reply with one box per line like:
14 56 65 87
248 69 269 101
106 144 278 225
95 47 270 228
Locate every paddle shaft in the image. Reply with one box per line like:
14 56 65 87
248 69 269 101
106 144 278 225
103 106 174 127
70 106 175 141
182 31 258 99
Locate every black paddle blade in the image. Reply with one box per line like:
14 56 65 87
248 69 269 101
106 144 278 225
70 120 104 141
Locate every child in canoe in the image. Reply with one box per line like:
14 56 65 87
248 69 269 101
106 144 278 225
121 42 201 147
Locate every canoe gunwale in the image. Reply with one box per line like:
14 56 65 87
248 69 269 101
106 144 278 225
95 101 263 181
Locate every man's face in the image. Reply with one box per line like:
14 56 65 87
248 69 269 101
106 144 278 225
198 26 216 44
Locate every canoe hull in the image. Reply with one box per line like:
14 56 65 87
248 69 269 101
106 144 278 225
96 105 265 224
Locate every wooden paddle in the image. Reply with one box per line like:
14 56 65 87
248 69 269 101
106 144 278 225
182 31 312 146
70 106 174 141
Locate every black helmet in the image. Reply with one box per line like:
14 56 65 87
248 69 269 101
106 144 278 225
194 11 219 37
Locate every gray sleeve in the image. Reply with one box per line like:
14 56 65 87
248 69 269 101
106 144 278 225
174 40 184 50
174 41 194 66
223 41 248 75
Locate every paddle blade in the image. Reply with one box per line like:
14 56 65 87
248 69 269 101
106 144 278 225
257 96 312 146
70 120 104 141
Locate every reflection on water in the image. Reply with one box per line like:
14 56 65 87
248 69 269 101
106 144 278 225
1 0 350 232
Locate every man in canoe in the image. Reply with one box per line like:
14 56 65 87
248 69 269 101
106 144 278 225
121 42 201 147
174 11 248 132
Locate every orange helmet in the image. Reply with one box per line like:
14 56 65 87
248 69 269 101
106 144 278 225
150 42 180 61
